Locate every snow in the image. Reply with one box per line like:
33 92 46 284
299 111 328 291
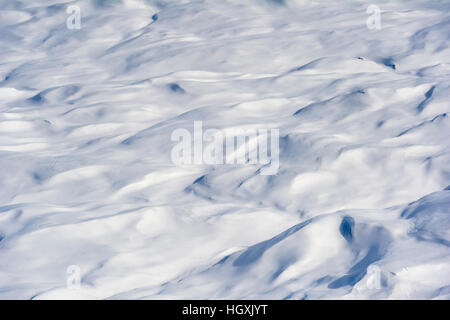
0 0 449 299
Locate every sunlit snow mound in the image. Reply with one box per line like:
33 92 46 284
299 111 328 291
0 0 449 299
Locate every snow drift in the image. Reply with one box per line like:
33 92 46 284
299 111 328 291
0 0 449 299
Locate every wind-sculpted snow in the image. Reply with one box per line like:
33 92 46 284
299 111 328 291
0 0 449 299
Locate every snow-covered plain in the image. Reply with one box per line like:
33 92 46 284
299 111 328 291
0 0 449 299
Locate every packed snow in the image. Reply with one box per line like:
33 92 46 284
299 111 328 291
0 0 449 299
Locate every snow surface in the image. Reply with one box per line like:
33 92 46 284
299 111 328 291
0 0 449 299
